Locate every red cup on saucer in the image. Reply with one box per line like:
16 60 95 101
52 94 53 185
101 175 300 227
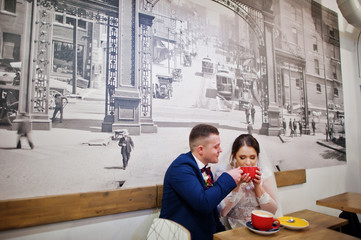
251 210 280 231
240 166 259 180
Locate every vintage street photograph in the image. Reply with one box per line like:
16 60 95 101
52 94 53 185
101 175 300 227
0 0 345 201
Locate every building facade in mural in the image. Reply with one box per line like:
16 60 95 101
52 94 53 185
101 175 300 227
0 0 343 137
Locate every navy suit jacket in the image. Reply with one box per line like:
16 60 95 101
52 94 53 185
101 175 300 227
160 151 236 240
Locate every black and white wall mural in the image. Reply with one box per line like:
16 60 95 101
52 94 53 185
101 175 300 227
0 0 345 200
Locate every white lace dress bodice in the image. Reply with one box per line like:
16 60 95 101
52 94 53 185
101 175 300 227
221 182 260 228
214 164 275 229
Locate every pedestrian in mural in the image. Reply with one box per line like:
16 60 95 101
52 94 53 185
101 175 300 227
325 123 329 141
286 103 291 113
293 118 297 137
311 118 316 135
245 105 250 124
251 104 256 124
118 129 134 170
16 113 34 149
282 118 287 136
329 122 334 141
235 85 239 99
51 93 68 123
299 121 303 136
289 118 294 137
247 121 253 135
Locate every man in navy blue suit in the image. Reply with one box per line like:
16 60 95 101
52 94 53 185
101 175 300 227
160 124 244 240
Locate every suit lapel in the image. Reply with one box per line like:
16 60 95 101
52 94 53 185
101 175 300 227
186 151 207 188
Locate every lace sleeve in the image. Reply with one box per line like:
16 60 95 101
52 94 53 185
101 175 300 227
257 176 278 215
218 183 249 217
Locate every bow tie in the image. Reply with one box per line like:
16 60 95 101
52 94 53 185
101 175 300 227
201 166 212 175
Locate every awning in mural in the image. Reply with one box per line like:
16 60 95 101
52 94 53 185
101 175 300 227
154 39 166 49
160 40 175 50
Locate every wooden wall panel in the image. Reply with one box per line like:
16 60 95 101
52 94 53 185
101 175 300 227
0 170 306 231
0 186 157 230
275 169 306 187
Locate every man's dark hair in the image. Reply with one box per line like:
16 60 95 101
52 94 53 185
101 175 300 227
189 124 219 151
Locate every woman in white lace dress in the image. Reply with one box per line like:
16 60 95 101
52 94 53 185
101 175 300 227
215 134 279 229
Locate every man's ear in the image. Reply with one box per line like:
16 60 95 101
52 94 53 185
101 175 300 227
197 145 204 156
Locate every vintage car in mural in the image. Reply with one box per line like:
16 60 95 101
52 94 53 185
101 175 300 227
183 51 192 67
0 60 21 125
216 67 235 100
238 90 253 111
172 68 182 82
0 87 19 125
153 74 173 99
236 77 253 110
201 57 214 75
0 60 20 86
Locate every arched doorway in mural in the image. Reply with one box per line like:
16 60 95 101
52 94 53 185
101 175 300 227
135 0 278 135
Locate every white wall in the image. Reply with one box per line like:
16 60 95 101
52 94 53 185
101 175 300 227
1 1 360 239
0 210 160 240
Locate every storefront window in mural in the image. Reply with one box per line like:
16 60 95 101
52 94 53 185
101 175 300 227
52 40 84 76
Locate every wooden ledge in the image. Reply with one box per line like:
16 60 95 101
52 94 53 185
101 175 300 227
0 186 157 231
0 169 306 231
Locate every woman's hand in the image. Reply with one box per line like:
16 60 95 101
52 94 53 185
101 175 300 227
253 169 262 186
233 171 252 191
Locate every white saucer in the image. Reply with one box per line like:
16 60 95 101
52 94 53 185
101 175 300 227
246 221 280 235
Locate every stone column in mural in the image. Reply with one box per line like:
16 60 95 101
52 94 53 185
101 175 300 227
138 11 157 133
14 1 52 131
262 7 281 136
110 0 141 135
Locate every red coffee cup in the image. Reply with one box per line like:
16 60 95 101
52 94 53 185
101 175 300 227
251 210 280 231
240 166 259 180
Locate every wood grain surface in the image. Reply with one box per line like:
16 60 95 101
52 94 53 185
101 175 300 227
0 170 306 231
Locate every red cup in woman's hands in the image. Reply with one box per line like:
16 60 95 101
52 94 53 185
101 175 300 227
240 166 259 180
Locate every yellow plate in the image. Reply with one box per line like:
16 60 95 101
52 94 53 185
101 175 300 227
277 216 309 230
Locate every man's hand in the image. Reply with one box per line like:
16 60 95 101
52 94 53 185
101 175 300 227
226 167 243 184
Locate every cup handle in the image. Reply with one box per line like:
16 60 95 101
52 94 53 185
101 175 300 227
272 219 280 229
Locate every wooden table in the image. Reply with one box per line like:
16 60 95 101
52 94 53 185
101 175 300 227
316 192 361 214
288 209 348 230
213 224 359 240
